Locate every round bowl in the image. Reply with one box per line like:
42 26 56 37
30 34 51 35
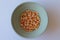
11 2 48 38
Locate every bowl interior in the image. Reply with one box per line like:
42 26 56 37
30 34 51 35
11 2 48 38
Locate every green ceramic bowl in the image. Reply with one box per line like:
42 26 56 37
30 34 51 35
11 2 48 38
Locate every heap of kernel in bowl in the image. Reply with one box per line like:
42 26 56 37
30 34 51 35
20 9 40 32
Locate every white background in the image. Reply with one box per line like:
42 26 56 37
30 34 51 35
0 0 60 40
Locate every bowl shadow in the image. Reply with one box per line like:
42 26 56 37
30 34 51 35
45 7 58 35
